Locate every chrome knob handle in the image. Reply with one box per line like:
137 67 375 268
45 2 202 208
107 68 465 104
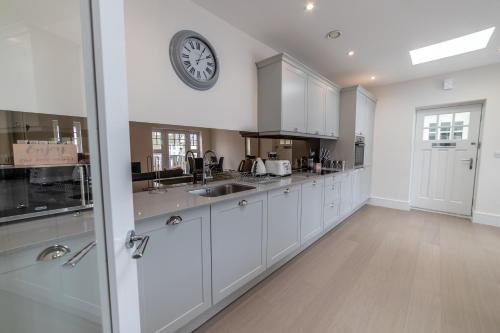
125 230 150 259
37 244 70 262
239 200 248 207
329 203 335 208
312 181 317 186
166 216 183 225
294 127 299 132
63 241 96 269
284 188 290 194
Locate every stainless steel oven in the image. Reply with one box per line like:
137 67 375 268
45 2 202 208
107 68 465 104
354 136 365 168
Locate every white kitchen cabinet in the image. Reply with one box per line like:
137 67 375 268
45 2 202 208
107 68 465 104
211 193 267 305
257 54 339 138
335 86 376 169
352 169 364 207
361 166 372 202
340 173 353 217
325 86 340 137
307 76 326 135
300 178 324 245
324 176 341 231
267 185 301 267
136 206 211 333
282 62 308 133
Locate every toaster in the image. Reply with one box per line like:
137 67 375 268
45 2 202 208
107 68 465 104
265 160 292 176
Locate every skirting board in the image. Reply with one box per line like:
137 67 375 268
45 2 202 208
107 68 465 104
368 196 411 211
473 211 500 228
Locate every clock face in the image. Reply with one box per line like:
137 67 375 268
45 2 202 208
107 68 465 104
180 38 216 82
170 30 219 90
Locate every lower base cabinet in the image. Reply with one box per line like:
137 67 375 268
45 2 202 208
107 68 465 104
324 176 341 230
267 185 301 267
136 206 211 333
300 178 324 244
340 173 353 217
211 193 267 305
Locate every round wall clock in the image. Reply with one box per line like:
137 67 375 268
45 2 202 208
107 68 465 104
169 30 219 90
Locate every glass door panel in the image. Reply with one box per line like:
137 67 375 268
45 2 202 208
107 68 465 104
0 0 109 332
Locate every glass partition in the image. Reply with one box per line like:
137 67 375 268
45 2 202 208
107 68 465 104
0 1 109 332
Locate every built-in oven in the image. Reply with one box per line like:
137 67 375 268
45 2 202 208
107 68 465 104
354 136 365 168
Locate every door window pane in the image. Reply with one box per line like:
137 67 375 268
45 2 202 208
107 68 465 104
423 115 438 128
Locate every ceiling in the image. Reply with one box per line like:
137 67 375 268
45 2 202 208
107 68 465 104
193 0 500 87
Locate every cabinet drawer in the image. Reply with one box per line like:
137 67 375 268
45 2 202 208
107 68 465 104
324 179 340 204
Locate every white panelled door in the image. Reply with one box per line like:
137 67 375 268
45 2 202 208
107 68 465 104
412 104 482 216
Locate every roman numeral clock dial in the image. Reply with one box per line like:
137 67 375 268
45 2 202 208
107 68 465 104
170 30 219 90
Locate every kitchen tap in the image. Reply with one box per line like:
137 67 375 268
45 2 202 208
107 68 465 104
202 150 217 186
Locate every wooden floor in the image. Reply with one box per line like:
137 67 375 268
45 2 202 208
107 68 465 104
195 205 500 333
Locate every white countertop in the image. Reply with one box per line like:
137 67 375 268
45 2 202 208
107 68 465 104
133 169 353 222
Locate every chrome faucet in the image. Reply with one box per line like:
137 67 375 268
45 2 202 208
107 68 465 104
202 150 217 186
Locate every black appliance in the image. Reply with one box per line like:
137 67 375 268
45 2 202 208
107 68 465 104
354 136 365 168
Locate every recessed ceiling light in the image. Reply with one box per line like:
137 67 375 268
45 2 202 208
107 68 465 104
370 76 376 80
326 30 342 40
410 27 495 65
305 2 315 11
347 50 355 56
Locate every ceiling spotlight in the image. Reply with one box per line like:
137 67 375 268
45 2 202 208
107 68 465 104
305 2 315 11
370 76 376 80
347 50 355 56
326 30 342 40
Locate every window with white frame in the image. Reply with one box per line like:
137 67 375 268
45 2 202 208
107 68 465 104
422 112 470 141
152 129 201 169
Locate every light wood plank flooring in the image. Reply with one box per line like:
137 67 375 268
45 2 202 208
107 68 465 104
195 205 500 333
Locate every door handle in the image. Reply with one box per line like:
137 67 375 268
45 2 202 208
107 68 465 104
460 158 474 170
63 241 96 268
125 230 150 259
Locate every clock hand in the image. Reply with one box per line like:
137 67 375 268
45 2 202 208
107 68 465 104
196 48 206 64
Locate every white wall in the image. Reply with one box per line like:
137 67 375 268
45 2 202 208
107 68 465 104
124 0 276 131
371 63 500 223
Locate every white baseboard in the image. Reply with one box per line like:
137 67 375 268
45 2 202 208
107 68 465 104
473 211 500 228
368 196 411 211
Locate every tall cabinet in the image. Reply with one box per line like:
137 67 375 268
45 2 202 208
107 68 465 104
257 53 340 139
334 86 377 204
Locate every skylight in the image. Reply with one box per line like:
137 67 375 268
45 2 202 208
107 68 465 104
409 27 495 65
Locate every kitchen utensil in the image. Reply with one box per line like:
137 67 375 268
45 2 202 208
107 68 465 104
255 158 266 175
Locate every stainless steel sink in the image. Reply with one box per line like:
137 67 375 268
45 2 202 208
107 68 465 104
189 183 256 197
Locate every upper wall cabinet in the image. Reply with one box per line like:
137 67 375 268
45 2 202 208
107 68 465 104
257 54 340 139
325 86 340 137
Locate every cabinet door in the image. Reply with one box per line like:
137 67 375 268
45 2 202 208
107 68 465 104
352 169 364 207
282 63 307 133
300 179 324 244
306 77 326 135
324 177 341 230
340 173 353 216
355 92 368 136
325 86 340 137
361 166 372 202
211 193 267 305
364 98 376 166
137 207 211 333
267 185 301 267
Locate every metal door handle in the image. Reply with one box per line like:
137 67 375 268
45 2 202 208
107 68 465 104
37 244 71 262
63 241 96 268
312 181 317 186
329 203 335 208
284 188 290 194
460 158 474 170
166 216 183 225
125 230 150 259
239 200 248 206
